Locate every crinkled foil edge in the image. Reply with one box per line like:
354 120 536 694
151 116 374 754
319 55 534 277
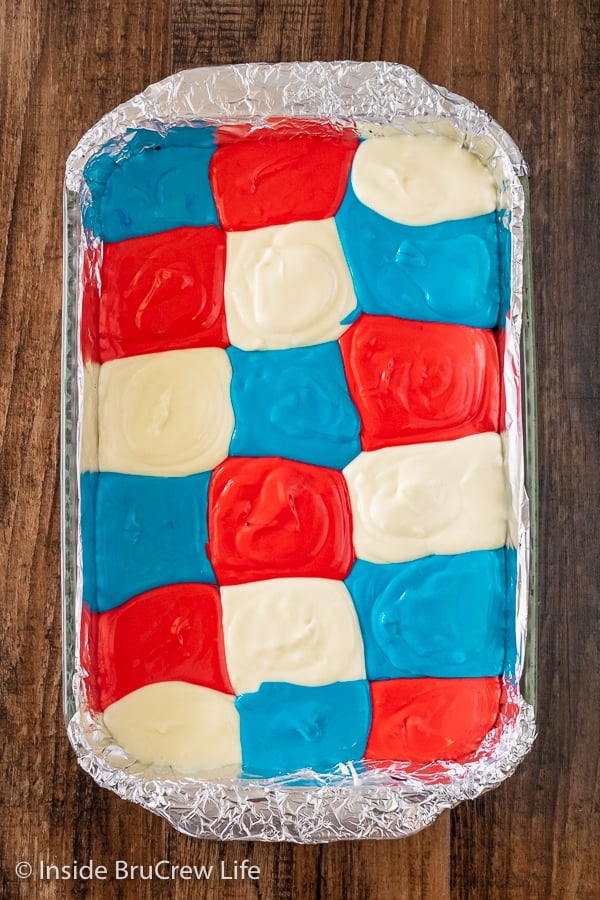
62 61 536 842
67 688 536 842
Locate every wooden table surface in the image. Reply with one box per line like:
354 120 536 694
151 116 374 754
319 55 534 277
1 1 598 897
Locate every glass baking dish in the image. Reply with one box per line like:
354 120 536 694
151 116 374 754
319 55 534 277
61 61 537 841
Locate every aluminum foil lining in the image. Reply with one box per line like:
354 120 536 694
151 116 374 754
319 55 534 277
68 691 536 842
62 61 536 842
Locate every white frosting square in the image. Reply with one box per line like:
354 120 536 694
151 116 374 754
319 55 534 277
103 682 241 775
221 578 366 694
343 432 508 563
351 133 498 225
97 348 234 476
224 218 358 350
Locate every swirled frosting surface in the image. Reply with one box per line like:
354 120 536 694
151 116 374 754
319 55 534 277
80 470 216 612
224 218 358 350
210 127 358 230
208 456 355 584
81 583 233 711
340 314 500 449
83 126 218 242
221 578 366 693
80 121 513 777
98 348 234 476
351 133 497 225
227 343 361 469
365 677 502 763
103 681 241 776
343 433 507 563
346 549 516 680
98 226 228 361
235 680 372 778
336 190 503 329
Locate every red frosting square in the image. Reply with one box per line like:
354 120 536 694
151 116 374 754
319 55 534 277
207 456 354 585
96 225 228 362
209 126 358 231
80 583 234 712
80 242 101 363
365 677 502 764
340 315 500 450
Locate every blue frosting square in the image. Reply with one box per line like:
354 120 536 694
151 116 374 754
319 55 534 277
82 126 219 242
345 549 517 680
227 343 361 469
335 184 505 329
80 470 216 612
235 681 372 777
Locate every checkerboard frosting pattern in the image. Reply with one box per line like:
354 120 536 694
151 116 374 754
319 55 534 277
79 121 516 778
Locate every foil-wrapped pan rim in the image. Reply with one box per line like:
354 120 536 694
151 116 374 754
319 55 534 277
65 61 528 191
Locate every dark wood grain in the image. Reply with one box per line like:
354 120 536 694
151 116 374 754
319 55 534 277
447 4 600 899
1 1 598 898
